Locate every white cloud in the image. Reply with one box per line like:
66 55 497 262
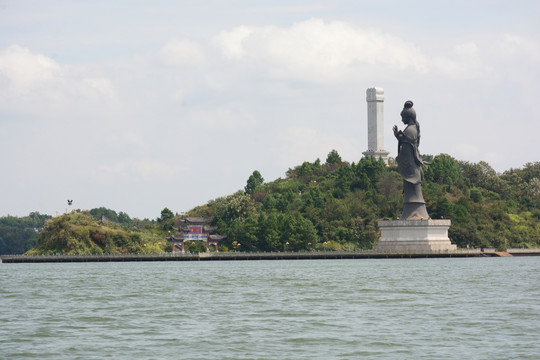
500 34 540 61
83 77 116 99
493 34 540 84
213 20 540 86
454 42 480 58
0 45 60 94
214 18 428 82
432 41 493 79
214 26 253 60
0 45 117 117
158 39 206 66
2 3 539 218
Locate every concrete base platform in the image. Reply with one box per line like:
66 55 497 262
374 219 457 252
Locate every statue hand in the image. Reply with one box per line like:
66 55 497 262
393 125 399 137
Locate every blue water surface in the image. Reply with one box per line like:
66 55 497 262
1 257 539 359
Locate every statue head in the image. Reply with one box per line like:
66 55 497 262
400 100 416 124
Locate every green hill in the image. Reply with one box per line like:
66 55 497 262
25 211 168 255
0 212 51 254
4 152 539 255
188 152 540 252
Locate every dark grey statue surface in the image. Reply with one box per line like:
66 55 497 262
393 100 429 220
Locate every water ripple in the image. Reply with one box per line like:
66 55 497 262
1 258 539 359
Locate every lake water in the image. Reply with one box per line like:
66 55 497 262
1 257 539 359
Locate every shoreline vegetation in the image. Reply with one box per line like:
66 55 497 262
1 152 540 256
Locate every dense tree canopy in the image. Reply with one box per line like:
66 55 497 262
245 170 265 195
0 212 51 254
2 152 539 255
26 211 167 255
188 151 540 252
326 149 342 164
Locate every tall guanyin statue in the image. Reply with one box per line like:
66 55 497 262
392 100 430 220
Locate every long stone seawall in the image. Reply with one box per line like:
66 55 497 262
2 249 539 263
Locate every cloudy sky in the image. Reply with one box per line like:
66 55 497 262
1 0 539 219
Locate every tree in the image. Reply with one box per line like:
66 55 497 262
425 154 462 185
159 208 174 222
26 211 166 255
376 171 402 218
228 216 259 251
257 213 281 251
89 207 119 222
212 192 259 224
158 208 175 230
335 165 354 196
245 170 264 194
326 149 342 164
354 156 386 189
280 214 319 251
117 211 131 225
460 161 506 193
13 153 540 255
0 212 51 254
470 188 482 203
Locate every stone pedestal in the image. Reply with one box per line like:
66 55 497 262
374 219 457 253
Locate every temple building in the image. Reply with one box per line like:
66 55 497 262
363 87 390 164
166 217 226 253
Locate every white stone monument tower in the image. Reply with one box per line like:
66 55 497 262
363 87 390 164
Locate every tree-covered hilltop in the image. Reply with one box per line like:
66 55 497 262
188 152 540 252
0 212 51 254
25 211 169 255
2 152 539 255
0 206 174 255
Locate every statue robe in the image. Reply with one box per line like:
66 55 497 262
396 123 423 185
396 123 428 219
